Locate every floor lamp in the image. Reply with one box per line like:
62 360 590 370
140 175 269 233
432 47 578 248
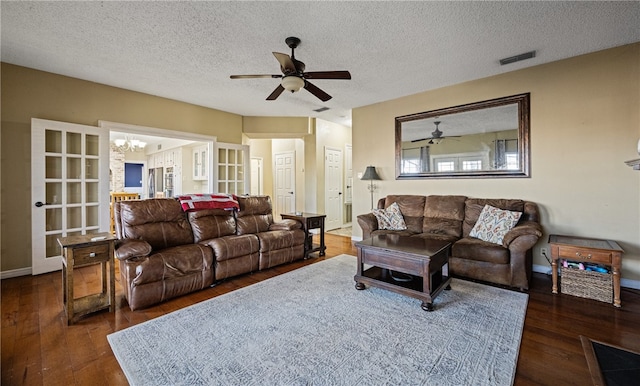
361 166 381 209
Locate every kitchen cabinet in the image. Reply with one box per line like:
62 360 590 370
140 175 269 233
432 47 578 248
192 145 208 180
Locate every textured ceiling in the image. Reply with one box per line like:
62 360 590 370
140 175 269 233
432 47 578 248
2 1 639 128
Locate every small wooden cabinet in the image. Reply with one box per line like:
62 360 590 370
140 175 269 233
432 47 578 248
281 212 326 259
57 233 116 324
549 234 623 307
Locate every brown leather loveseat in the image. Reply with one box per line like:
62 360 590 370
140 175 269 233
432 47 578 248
357 195 542 290
114 196 305 310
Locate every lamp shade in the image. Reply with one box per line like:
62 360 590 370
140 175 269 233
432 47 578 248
361 166 381 180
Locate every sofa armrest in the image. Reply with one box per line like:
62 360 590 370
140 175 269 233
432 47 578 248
502 221 543 249
269 219 302 231
357 213 379 240
115 239 153 261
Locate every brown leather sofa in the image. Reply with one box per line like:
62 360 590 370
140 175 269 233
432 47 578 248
357 195 542 290
114 196 305 310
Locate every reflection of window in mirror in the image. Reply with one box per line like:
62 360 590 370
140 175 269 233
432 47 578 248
463 160 482 170
437 161 455 172
432 152 489 172
402 146 430 173
494 139 518 170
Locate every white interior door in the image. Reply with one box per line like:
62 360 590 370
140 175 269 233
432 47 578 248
324 147 343 231
31 118 110 275
274 151 295 219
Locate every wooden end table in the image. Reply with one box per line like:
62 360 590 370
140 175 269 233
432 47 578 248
57 233 116 324
549 234 623 307
281 212 326 258
354 235 452 311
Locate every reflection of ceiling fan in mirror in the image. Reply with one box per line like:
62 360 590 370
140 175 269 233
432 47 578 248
229 36 351 102
411 121 460 144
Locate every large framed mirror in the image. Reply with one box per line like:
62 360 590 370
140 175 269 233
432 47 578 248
395 93 530 179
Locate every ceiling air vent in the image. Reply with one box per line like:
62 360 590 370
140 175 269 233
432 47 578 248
499 50 536 65
313 107 330 113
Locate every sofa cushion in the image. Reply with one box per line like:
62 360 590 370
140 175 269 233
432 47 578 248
188 208 236 243
452 237 510 265
117 198 194 250
236 196 273 235
469 205 522 245
203 234 260 261
463 198 524 237
372 202 407 230
422 195 467 239
130 244 214 286
256 229 306 252
383 195 426 233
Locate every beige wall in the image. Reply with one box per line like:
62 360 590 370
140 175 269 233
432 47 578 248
1 63 243 272
243 116 311 138
352 43 640 282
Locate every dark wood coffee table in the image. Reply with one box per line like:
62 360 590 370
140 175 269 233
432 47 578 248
354 235 452 311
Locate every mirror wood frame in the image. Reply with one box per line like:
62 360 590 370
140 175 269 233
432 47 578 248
395 93 530 179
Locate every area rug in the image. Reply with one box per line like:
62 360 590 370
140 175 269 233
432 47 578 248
108 254 528 386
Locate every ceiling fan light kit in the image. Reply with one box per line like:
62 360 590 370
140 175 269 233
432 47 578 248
230 36 351 102
281 75 304 92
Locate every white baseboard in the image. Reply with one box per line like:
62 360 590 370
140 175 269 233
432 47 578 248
533 264 640 290
1 267 32 279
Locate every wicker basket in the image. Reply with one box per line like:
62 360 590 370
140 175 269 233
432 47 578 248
560 267 613 303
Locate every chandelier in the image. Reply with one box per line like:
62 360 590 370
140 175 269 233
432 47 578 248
113 136 147 152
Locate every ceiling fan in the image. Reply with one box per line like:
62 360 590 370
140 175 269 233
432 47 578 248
230 36 351 102
411 121 460 144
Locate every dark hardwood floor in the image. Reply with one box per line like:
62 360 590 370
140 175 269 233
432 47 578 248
2 233 640 385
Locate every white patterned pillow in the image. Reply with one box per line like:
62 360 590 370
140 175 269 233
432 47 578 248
372 202 407 231
469 204 522 245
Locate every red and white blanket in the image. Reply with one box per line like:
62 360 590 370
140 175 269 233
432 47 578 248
177 194 240 212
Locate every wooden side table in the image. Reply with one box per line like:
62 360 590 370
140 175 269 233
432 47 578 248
549 234 623 307
57 233 116 324
281 212 326 258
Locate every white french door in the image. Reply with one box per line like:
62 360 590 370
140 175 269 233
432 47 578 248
31 119 110 275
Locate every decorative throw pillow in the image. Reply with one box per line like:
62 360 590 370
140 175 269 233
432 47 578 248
469 204 522 245
372 202 407 231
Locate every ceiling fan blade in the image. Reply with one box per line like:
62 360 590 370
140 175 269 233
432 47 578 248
304 80 332 102
266 84 285 100
230 74 282 79
273 52 296 73
303 71 351 80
